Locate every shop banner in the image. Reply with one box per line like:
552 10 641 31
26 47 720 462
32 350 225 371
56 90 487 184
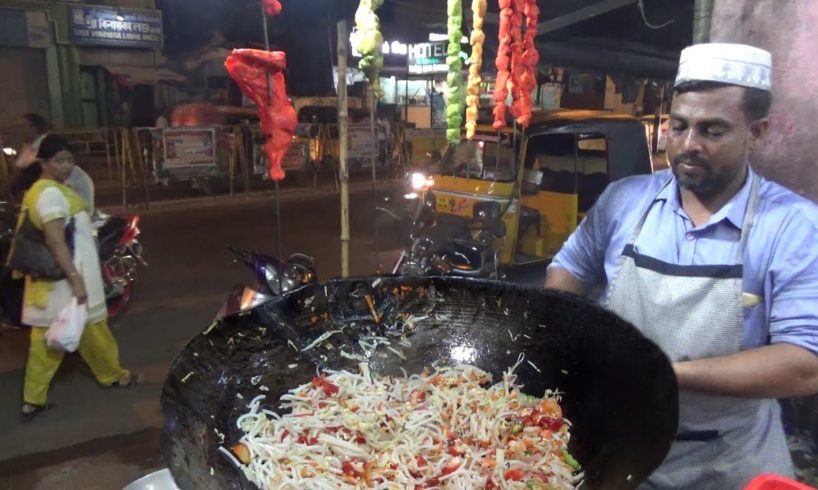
163 128 216 170
348 124 381 160
69 6 162 49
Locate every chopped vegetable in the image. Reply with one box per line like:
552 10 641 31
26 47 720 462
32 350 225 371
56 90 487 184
563 450 582 471
225 363 580 488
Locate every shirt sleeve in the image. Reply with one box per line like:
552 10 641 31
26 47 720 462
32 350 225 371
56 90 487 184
549 182 616 287
768 209 818 356
35 187 69 225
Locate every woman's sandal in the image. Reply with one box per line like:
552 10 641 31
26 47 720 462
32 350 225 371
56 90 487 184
20 403 54 422
111 372 145 388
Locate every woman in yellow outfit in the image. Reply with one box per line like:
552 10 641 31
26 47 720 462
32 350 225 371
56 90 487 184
14 135 140 420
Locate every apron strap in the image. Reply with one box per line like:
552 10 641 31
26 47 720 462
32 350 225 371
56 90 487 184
626 176 675 245
737 173 761 262
675 430 720 442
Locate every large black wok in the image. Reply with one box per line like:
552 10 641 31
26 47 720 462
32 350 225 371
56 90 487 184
161 277 678 489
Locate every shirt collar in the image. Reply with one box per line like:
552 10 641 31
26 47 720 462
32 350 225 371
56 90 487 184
655 166 755 229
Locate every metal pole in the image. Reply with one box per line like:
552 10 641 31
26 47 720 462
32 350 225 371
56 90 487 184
261 5 284 269
338 20 351 278
369 86 380 269
405 56 410 122
693 0 714 44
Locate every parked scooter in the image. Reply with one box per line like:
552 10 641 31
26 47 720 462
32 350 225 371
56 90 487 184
214 246 317 320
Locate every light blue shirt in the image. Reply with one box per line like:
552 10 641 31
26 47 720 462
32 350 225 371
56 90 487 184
551 168 818 355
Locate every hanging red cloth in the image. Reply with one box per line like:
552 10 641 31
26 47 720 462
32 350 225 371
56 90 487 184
517 0 540 127
262 0 282 16
493 0 513 130
225 49 297 182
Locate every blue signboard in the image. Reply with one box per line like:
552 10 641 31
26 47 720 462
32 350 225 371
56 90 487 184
69 6 162 49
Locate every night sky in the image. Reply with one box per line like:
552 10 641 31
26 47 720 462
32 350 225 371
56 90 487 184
158 0 362 95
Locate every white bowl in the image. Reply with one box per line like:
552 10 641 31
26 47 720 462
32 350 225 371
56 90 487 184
122 469 179 490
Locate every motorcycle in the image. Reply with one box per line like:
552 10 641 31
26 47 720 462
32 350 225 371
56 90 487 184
391 191 507 279
214 246 317 320
95 212 147 319
0 203 146 325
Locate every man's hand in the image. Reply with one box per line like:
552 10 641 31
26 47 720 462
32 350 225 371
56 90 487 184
674 343 818 398
544 267 585 296
15 144 38 169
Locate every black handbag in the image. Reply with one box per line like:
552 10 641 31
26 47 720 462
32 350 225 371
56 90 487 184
6 209 75 280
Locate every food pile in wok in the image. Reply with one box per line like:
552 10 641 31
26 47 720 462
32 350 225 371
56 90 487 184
225 360 581 489
161 277 678 490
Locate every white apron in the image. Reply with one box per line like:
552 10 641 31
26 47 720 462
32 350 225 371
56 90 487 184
605 175 793 489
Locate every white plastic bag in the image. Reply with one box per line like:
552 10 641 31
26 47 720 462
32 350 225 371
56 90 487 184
46 298 88 352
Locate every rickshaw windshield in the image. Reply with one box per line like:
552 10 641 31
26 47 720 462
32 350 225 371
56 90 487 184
439 137 517 183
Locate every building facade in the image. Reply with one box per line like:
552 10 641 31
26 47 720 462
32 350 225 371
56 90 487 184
0 0 165 134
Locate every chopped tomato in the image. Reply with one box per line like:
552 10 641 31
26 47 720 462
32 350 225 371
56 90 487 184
355 431 368 444
409 389 427 404
485 477 499 489
441 457 461 476
504 468 525 481
311 375 340 397
416 455 427 467
538 416 564 431
342 460 357 477
296 431 319 445
280 429 290 441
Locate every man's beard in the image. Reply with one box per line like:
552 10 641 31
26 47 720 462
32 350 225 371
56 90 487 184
670 154 741 199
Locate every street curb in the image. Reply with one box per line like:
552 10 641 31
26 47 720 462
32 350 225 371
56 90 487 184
102 180 399 215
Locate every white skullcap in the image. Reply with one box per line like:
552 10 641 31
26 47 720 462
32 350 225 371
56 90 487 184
675 43 772 91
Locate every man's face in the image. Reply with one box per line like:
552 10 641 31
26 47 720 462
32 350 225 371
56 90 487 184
667 86 765 198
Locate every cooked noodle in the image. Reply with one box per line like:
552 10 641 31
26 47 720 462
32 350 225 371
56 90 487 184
225 361 582 489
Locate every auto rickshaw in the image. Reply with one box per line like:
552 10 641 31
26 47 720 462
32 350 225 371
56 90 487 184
420 110 653 268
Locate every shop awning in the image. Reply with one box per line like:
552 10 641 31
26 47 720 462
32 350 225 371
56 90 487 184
103 64 188 87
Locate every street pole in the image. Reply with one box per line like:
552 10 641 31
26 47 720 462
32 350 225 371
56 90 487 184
338 20 351 278
369 85 380 269
261 5 284 273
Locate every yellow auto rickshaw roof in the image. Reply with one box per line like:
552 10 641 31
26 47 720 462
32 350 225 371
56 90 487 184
473 109 640 137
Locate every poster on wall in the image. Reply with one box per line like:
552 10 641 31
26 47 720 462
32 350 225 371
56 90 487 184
540 83 563 109
69 6 163 49
348 124 379 159
163 128 216 172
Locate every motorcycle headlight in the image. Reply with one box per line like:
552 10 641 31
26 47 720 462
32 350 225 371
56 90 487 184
410 172 434 191
410 172 427 191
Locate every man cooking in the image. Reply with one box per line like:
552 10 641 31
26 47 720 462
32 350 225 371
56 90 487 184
545 43 818 488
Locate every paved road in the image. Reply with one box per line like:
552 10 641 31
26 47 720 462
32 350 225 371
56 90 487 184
0 184 403 489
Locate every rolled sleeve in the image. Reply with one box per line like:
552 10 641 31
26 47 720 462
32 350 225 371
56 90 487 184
549 185 614 287
35 187 69 224
767 211 818 356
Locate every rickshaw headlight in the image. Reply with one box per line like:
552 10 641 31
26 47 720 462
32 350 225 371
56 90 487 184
410 172 434 191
